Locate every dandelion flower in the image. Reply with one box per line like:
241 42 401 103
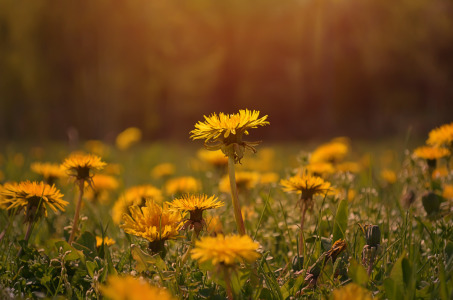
0 181 67 222
310 140 349 164
427 122 453 147
413 146 450 160
280 174 331 200
112 185 163 224
206 215 223 236
121 199 182 244
169 194 224 233
190 109 269 163
332 283 372 300
443 184 453 200
62 153 106 181
335 161 361 173
151 163 176 179
380 169 397 184
100 275 175 300
30 162 66 184
219 171 259 193
305 162 335 176
165 176 201 196
191 234 260 266
116 127 142 150
96 236 116 247
197 149 228 168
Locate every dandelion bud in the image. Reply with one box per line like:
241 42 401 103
365 225 381 247
421 191 443 216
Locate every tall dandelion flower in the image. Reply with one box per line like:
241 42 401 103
121 199 182 256
426 122 453 147
100 275 176 300
115 127 142 150
164 176 201 196
191 234 260 299
30 162 66 185
281 174 331 254
0 181 67 248
151 163 175 180
190 109 269 235
62 153 106 244
112 184 163 224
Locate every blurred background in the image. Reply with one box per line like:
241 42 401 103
1 0 452 143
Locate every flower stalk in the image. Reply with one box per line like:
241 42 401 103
228 156 246 236
68 179 85 244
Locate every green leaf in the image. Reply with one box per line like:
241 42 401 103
348 258 368 286
332 199 348 242
86 261 96 278
130 244 167 272
54 240 85 262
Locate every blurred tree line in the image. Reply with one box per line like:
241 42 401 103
1 0 452 142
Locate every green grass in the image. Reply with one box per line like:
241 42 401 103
0 140 452 299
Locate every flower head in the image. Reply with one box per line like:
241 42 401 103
30 162 66 184
96 236 116 247
332 283 372 300
0 181 67 222
112 185 163 224
380 169 397 184
219 171 259 193
310 140 349 164
190 109 269 163
305 162 335 176
280 174 331 200
191 234 260 266
100 275 175 300
62 153 106 181
427 122 453 147
197 149 229 168
151 163 176 179
325 239 347 263
169 194 224 233
116 127 142 150
413 146 450 160
121 199 182 243
165 176 201 196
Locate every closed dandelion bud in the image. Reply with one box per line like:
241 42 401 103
365 225 381 247
292 254 304 272
421 191 443 216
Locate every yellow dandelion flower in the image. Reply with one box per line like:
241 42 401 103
61 153 106 181
169 194 224 233
332 188 356 202
85 174 119 204
432 166 449 179
191 234 260 266
116 127 142 150
104 163 122 175
305 162 335 176
280 174 331 200
310 140 349 164
30 162 66 184
121 199 182 243
427 122 453 147
335 161 361 173
332 283 373 300
165 176 201 196
151 163 175 179
325 239 347 262
413 146 450 160
259 172 280 185
0 181 67 222
197 149 228 167
100 275 176 300
380 169 397 184
84 140 110 157
443 184 453 200
112 185 163 224
190 109 269 163
219 171 259 193
96 236 116 247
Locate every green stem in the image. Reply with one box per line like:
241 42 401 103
69 180 85 244
223 267 234 300
299 199 308 256
228 156 246 235
18 221 34 256
181 231 197 265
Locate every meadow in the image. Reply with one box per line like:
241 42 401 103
0 115 452 300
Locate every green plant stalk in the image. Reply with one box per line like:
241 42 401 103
223 267 234 300
181 231 197 265
228 156 246 235
298 198 309 256
68 180 85 244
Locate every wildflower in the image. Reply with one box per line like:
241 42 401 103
190 109 269 163
115 127 142 150
335 161 361 173
305 162 335 177
30 162 66 185
112 185 163 224
61 152 106 244
359 224 381 276
443 184 453 200
151 163 175 179
191 234 260 266
169 194 224 234
197 149 228 168
413 146 450 160
84 140 110 157
165 176 201 196
280 174 331 201
96 236 116 247
85 174 119 204
310 140 349 164
121 200 182 254
100 275 175 300
62 153 106 182
380 169 397 184
0 181 67 222
332 283 372 300
206 215 223 236
426 122 453 147
325 239 347 263
259 172 279 185
432 166 449 179
219 171 259 193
